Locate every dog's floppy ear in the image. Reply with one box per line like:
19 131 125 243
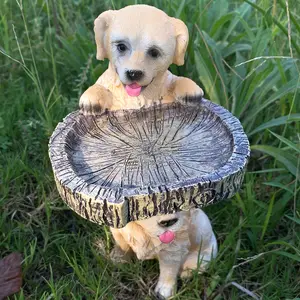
171 18 189 66
125 222 152 259
94 10 115 60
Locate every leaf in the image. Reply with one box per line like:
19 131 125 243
277 0 300 35
202 31 229 106
222 43 252 58
244 78 300 124
229 282 260 300
248 114 300 136
250 28 272 60
262 181 294 194
234 14 255 41
260 193 275 240
210 12 236 38
248 168 286 174
223 1 253 41
0 253 22 299
285 215 300 225
203 32 228 83
230 52 247 114
267 240 300 254
194 50 221 104
175 0 186 18
269 131 300 154
274 251 300 263
251 145 298 176
237 63 273 118
254 60 295 107
271 191 295 223
0 116 4 129
207 0 229 28
243 0 300 55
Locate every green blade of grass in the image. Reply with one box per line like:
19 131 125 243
277 0 300 34
222 43 252 58
253 60 295 107
285 215 300 225
223 1 252 41
267 240 300 254
251 145 298 177
244 78 300 125
263 181 294 194
195 26 229 107
210 12 236 38
237 63 273 118
243 0 300 55
274 251 300 263
269 131 300 154
194 50 221 104
248 114 300 136
247 168 286 174
260 193 275 240
175 0 186 18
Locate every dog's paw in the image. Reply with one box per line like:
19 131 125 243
79 84 113 115
178 94 204 107
173 77 204 106
109 246 133 263
179 268 194 279
155 280 176 299
180 266 207 280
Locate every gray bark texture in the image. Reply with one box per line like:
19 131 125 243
49 99 250 228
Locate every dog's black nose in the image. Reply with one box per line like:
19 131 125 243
126 70 144 81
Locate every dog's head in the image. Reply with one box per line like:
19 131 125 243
124 212 190 259
94 5 188 97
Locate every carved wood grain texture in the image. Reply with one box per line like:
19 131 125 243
49 99 250 228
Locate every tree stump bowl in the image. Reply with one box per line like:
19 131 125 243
49 99 250 228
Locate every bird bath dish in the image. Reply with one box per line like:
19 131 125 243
49 99 250 228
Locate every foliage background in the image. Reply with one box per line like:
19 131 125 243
0 0 299 299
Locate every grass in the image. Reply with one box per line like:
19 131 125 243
0 0 299 299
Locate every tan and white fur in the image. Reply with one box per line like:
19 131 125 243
79 4 204 112
79 5 217 299
110 209 217 299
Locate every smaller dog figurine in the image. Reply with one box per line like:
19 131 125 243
80 5 217 299
110 209 217 299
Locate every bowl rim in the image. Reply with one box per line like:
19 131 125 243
49 99 250 227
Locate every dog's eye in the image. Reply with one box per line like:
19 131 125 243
148 48 160 58
158 218 178 228
117 43 127 52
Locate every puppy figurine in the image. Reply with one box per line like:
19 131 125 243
79 4 204 112
80 5 217 299
110 209 217 299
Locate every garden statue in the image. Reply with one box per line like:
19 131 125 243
49 5 249 299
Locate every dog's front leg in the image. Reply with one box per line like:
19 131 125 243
79 84 113 115
155 249 188 299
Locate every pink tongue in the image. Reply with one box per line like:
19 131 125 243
159 230 175 244
125 83 142 97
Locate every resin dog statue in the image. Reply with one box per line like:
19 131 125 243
79 4 204 112
110 209 217 298
79 5 217 299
